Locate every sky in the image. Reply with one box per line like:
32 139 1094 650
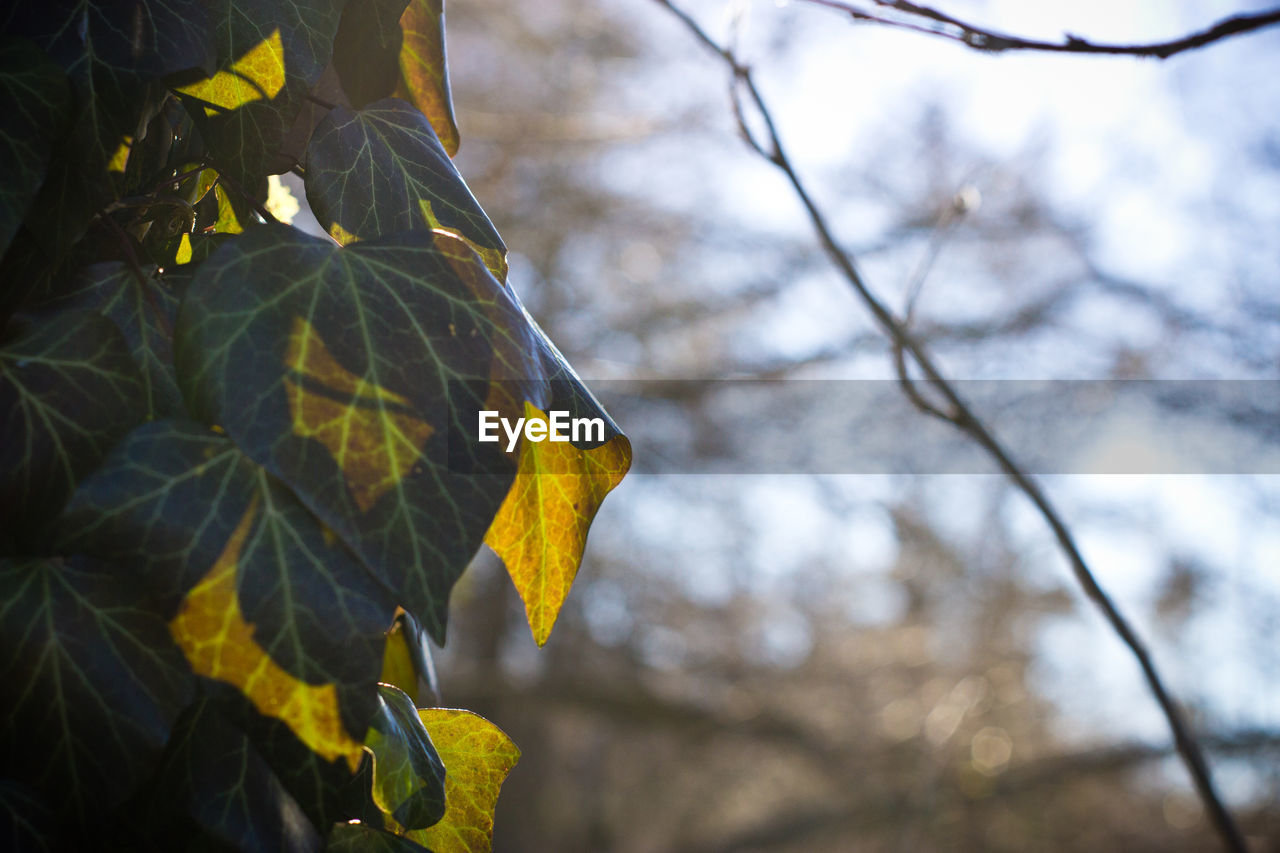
573 0 1280 805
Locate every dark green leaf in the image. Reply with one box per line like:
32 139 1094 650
158 697 323 853
0 230 60 329
181 0 346 188
0 780 58 852
0 311 147 550
0 555 194 816
333 0 409 108
118 95 207 200
2 1 213 89
0 38 72 257
365 684 445 831
3 1 212 197
327 822 434 852
203 679 382 833
173 225 545 641
18 127 115 256
58 419 396 686
37 262 183 418
304 98 506 278
395 0 458 157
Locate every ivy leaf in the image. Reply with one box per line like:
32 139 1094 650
5 0 212 156
326 822 434 852
333 0 410 108
157 696 323 853
169 495 369 771
406 709 519 853
0 311 147 551
485 401 631 646
5 2 212 251
59 419 396 700
194 678 384 835
395 0 459 157
381 611 439 707
179 0 344 187
0 38 71 257
364 684 446 831
0 555 195 816
0 780 58 852
34 262 183 418
480 272 632 646
382 616 420 706
173 225 545 642
304 98 506 280
57 417 382 774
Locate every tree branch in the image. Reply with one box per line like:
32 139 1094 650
648 2 1248 850
801 0 1280 59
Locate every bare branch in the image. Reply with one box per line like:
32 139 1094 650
802 0 1280 60
649 2 1248 850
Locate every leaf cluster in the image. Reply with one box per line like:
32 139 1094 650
0 1 629 850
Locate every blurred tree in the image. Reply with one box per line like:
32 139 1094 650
428 0 1280 850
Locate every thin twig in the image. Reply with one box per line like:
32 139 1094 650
802 0 1280 60
649 2 1247 850
148 163 208 196
306 93 338 111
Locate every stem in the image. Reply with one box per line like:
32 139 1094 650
211 167 280 226
802 0 1280 60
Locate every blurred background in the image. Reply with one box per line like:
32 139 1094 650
330 0 1280 848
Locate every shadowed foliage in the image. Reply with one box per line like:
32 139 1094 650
0 0 628 849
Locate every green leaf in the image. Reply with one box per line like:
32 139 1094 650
407 709 519 853
304 98 507 280
380 611 439 707
5 1 212 153
364 684 446 831
194 678 384 834
36 262 183 418
0 38 72 257
395 0 458 157
0 555 195 816
333 0 409 108
119 96 205 202
0 311 147 550
173 225 545 641
157 696 323 853
5 2 213 251
0 780 58 852
326 822 433 852
179 0 345 187
58 419 397 689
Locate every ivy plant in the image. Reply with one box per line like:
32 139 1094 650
0 1 630 850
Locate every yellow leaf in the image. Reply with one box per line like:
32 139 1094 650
213 184 243 234
168 497 364 769
396 0 460 156
484 402 631 645
283 317 434 512
175 233 193 264
328 220 360 245
419 199 508 282
107 136 131 173
175 29 286 111
407 709 520 853
381 616 419 706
